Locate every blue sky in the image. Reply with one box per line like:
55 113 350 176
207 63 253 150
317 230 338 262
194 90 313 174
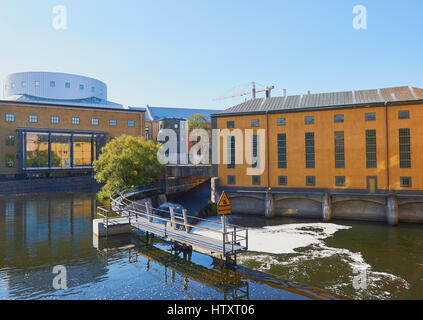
0 0 422 110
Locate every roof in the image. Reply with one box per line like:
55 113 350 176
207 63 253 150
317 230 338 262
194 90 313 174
6 94 124 109
0 99 145 113
214 86 423 116
140 105 220 122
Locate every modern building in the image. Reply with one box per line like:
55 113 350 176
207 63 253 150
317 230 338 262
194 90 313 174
1 72 145 179
211 86 423 224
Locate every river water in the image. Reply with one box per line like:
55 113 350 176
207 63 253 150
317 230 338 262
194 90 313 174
0 192 422 300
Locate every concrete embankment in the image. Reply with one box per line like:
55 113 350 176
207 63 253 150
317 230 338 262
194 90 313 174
0 175 101 196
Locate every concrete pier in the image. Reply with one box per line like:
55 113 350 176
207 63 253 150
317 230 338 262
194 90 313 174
322 192 332 222
386 195 399 226
211 177 219 203
93 218 132 237
265 191 275 218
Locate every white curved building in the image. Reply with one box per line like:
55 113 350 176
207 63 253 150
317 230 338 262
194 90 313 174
3 72 122 109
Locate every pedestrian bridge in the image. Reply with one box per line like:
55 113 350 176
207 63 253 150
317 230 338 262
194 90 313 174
96 188 248 264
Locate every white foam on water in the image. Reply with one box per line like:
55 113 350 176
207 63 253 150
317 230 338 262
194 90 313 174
191 215 410 299
192 216 351 254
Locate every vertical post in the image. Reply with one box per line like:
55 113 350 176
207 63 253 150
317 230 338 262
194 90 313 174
48 133 52 168
182 209 189 233
170 207 176 230
146 202 152 223
221 214 228 254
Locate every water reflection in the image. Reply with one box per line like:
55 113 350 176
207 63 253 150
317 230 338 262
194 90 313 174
0 193 337 300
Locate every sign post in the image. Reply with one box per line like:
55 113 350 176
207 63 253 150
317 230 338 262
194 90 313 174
217 192 232 244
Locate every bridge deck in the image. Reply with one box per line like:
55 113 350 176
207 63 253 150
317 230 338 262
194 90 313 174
130 218 245 255
98 190 248 261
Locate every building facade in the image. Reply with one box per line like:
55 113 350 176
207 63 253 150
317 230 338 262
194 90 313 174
1 72 145 179
212 86 423 224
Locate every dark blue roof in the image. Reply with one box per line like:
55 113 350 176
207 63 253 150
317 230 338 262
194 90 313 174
145 106 220 122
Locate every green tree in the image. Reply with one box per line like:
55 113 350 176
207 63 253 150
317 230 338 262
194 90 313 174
187 113 210 131
93 135 165 200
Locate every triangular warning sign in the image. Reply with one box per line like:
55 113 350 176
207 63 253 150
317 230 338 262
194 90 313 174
218 192 231 207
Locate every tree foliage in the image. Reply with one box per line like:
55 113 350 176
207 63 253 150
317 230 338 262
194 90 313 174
187 113 210 131
93 135 165 200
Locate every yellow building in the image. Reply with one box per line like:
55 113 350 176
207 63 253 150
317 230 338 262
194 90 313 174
0 100 145 179
211 86 423 224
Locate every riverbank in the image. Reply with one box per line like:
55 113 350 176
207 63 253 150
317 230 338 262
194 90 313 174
0 175 101 196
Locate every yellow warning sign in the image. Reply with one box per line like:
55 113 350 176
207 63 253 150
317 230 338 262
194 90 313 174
217 192 232 215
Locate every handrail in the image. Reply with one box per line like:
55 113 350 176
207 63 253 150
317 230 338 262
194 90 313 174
106 186 249 256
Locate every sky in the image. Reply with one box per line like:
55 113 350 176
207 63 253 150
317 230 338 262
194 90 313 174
0 0 422 110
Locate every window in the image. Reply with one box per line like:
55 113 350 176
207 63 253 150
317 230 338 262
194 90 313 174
252 176 261 185
5 154 14 168
277 133 287 169
398 111 410 120
366 130 377 168
335 176 346 187
21 81 27 87
251 119 260 127
6 136 15 146
91 118 99 126
334 131 345 168
228 136 235 169
277 118 286 126
399 128 411 168
365 113 376 121
80 84 84 90
29 115 38 123
305 116 314 125
109 119 117 126
50 81 56 87
91 87 95 93
72 117 80 125
11 82 16 88
51 116 59 124
35 81 40 87
278 176 287 186
306 176 316 186
227 121 235 129
128 120 135 127
252 134 258 168
65 82 71 88
227 175 236 185
5 114 15 122
305 132 315 168
334 114 344 123
174 124 179 129
400 177 412 188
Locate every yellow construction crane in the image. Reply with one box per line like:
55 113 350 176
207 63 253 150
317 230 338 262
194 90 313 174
213 82 275 101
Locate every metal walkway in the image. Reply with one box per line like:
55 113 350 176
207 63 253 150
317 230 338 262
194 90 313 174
97 189 248 263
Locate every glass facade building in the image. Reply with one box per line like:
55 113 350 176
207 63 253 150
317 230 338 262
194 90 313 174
18 129 106 171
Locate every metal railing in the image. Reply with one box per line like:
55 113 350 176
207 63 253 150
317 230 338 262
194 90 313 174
105 189 248 258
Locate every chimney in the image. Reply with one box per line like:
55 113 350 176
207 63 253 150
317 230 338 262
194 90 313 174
265 87 271 99
282 88 287 97
307 90 311 95
251 81 256 100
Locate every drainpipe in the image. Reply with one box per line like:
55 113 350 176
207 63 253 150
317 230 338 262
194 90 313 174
266 111 270 189
385 102 390 192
